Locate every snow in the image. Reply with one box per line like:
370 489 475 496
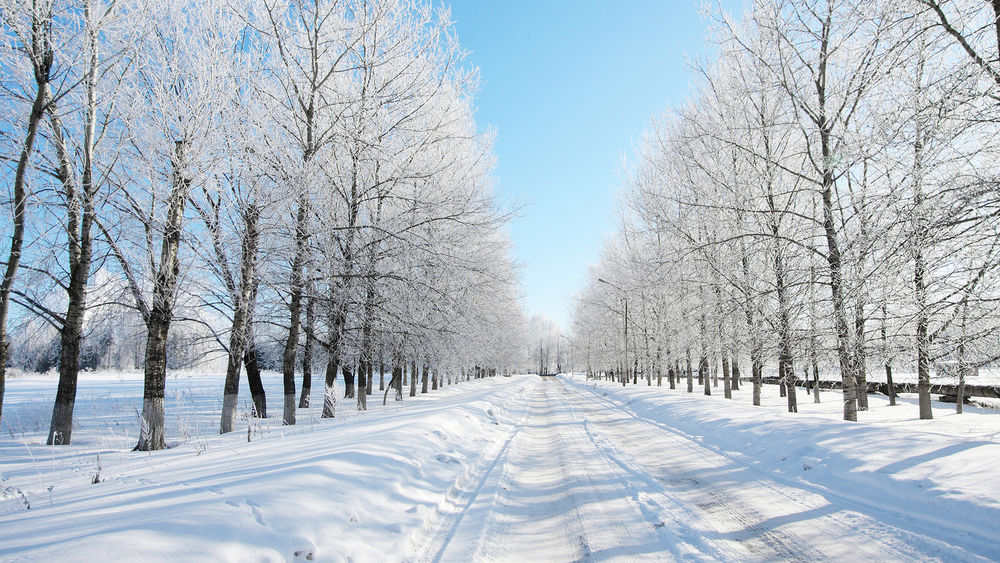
560 375 1000 560
3 371 1000 561
0 373 535 561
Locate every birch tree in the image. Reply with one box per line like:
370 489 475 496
0 0 60 429
103 0 249 450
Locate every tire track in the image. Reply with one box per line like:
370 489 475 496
412 380 534 563
417 377 678 562
563 377 985 561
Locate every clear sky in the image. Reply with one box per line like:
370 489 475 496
446 0 742 331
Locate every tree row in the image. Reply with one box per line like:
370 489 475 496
571 0 1000 420
0 0 526 450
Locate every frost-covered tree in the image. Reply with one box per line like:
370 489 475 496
1 0 526 449
100 0 253 450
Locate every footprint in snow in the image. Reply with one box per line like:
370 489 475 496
246 500 266 526
435 453 456 463
224 498 267 527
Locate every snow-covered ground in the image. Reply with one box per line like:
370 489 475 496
558 376 1000 560
2 371 1000 561
766 362 1000 390
0 372 535 561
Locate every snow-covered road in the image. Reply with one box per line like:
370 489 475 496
423 377 667 561
416 376 1000 562
4 372 999 561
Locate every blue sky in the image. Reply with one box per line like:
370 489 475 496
446 0 742 331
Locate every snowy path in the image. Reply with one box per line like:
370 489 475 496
4 373 1000 561
416 376 1000 562
422 377 668 562
562 379 984 562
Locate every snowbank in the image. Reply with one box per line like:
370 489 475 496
0 374 533 562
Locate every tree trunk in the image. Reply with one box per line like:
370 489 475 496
915 246 933 419
854 305 868 411
244 345 266 418
782 356 797 413
46 82 99 445
813 13 858 422
394 355 403 400
219 327 244 435
48 311 82 445
283 196 309 415
223 204 262 432
357 361 368 411
823 178 858 421
0 48 50 430
810 330 821 404
322 358 338 418
359 271 377 399
731 356 741 393
812 362 821 404
135 141 191 452
701 355 711 396
281 294 296 423
722 350 731 399
956 364 966 415
656 345 663 387
137 309 169 451
343 363 354 399
409 358 417 397
686 351 693 393
751 349 763 407
885 363 896 406
383 355 403 405
957 303 968 414
322 295 346 418
731 353 740 391
421 360 429 394
299 292 315 408
769 195 796 413
220 224 258 431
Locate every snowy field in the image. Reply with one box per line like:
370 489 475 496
2 371 1000 561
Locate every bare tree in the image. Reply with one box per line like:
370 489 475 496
0 0 59 429
101 0 250 450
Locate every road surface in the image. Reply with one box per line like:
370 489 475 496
414 376 992 562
